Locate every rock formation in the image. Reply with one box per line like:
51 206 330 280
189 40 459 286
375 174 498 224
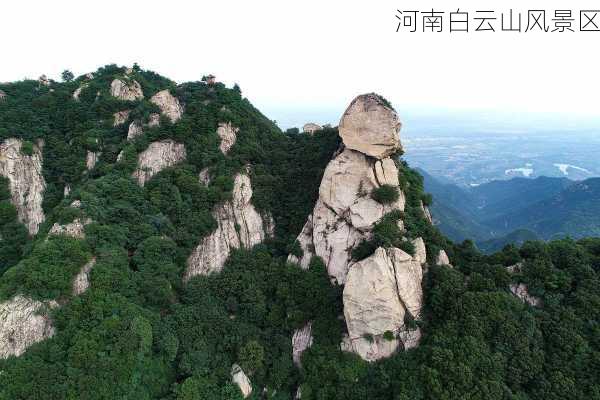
217 122 239 154
198 167 211 185
185 172 271 280
0 89 6 101
436 249 451 266
110 78 143 101
287 95 406 284
127 121 143 140
509 283 541 307
231 364 252 398
0 138 46 235
132 140 186 186
86 150 100 170
49 218 92 239
342 246 424 361
72 257 96 296
150 90 183 123
0 296 56 359
72 85 86 101
338 93 401 159
113 110 130 126
38 75 50 87
289 94 429 361
302 123 322 134
292 322 313 366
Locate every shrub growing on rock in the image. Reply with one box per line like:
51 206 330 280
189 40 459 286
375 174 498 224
371 184 399 205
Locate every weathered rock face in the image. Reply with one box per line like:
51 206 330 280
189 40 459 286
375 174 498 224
420 201 433 224
150 90 183 123
292 322 313 366
113 110 130 126
510 283 542 307
0 138 46 235
303 123 322 134
436 249 451 267
127 121 143 140
72 85 86 101
338 93 401 159
217 122 239 154
49 218 92 239
231 364 252 398
38 75 50 87
342 246 424 361
132 140 186 186
0 296 56 359
198 167 211 186
86 150 100 171
185 172 271 280
288 148 405 284
72 257 96 296
110 79 144 101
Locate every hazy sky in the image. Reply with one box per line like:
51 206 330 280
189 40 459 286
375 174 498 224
2 0 599 128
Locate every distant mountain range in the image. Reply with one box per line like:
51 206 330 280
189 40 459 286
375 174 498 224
419 168 600 251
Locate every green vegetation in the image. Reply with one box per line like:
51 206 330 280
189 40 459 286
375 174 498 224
371 184 399 204
0 66 598 400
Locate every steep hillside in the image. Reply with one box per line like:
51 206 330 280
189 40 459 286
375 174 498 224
489 178 600 239
0 66 599 400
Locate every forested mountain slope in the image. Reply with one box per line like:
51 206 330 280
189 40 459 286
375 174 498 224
0 66 598 400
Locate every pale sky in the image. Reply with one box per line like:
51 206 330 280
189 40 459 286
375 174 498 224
2 0 599 129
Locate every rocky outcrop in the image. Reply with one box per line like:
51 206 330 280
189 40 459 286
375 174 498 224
288 147 405 284
303 123 322 134
113 110 130 126
342 246 424 361
72 257 96 296
198 167 211 185
0 296 56 359
110 79 143 101
338 93 401 159
0 89 6 101
288 94 405 284
292 322 313 366
436 249 451 266
0 138 46 235
132 140 186 186
150 90 183 123
38 75 50 87
231 364 252 398
510 283 541 307
185 172 271 280
420 201 433 224
127 121 143 140
72 85 86 101
49 218 92 239
86 150 100 170
217 122 239 154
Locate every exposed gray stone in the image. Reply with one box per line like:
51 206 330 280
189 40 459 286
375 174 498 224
0 138 46 235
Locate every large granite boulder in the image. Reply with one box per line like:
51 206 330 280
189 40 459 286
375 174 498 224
342 246 424 361
0 138 46 235
338 93 401 159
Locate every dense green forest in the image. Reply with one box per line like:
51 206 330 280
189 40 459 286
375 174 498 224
0 66 599 399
